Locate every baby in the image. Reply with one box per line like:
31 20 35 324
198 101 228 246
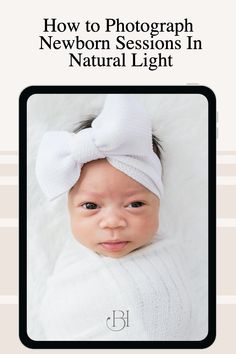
36 94 164 258
67 116 162 259
35 94 193 341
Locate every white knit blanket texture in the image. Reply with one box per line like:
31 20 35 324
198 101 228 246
39 236 194 341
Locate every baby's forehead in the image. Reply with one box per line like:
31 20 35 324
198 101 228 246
68 158 160 205
72 159 149 193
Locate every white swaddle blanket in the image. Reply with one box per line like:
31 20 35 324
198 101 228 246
39 235 194 341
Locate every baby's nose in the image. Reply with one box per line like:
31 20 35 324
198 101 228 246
99 208 127 229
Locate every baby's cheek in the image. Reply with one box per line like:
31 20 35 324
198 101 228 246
70 218 80 237
72 215 84 231
69 212 83 235
135 215 157 233
140 210 159 233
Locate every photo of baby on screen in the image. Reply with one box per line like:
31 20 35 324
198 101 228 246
26 92 208 342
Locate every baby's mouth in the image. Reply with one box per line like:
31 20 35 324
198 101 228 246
99 241 130 251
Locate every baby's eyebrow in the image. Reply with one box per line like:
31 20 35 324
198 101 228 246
123 189 147 197
74 191 102 200
74 190 103 198
71 191 101 205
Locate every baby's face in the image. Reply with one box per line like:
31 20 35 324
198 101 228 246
68 159 160 258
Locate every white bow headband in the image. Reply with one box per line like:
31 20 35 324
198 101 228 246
35 94 163 201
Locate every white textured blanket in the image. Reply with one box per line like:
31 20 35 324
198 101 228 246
39 235 194 341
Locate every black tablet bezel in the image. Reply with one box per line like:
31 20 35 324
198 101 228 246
19 85 216 349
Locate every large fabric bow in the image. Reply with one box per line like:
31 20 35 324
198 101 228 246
35 94 163 200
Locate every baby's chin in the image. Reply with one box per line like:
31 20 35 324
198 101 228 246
96 250 133 259
94 243 149 259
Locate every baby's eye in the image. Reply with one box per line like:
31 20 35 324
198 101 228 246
127 201 145 208
82 202 99 210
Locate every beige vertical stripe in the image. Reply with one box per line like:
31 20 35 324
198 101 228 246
0 228 17 295
217 228 236 294
0 165 18 176
217 186 236 218
0 187 18 218
217 164 236 176
0 151 18 155
217 151 236 155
